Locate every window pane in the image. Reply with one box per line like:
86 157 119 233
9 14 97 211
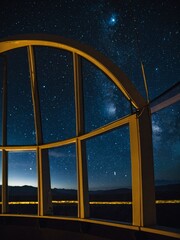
8 151 37 214
132 1 179 100
48 144 77 217
35 47 76 143
6 48 36 145
82 59 131 132
85 125 132 222
152 102 180 229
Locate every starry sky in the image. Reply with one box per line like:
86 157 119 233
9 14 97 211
0 0 179 191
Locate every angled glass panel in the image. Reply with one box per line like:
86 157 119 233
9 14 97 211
85 124 132 223
5 48 36 145
8 151 37 214
152 102 180 229
82 59 131 132
48 144 77 217
35 47 76 143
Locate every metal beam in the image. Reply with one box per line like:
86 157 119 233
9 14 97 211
2 150 8 213
27 46 52 216
151 93 180 113
1 55 8 213
129 114 141 226
130 107 156 226
37 148 53 215
0 34 147 109
73 53 89 218
27 45 42 145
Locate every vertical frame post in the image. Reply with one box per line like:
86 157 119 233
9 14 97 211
27 46 52 216
73 53 89 218
38 148 53 215
130 108 156 226
1 55 8 213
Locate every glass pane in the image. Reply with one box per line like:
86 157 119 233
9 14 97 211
85 125 132 222
132 1 179 100
8 151 37 214
152 102 180 229
82 59 131 132
35 47 76 143
6 48 36 145
48 144 77 217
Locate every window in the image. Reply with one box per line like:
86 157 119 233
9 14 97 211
86 125 132 222
8 151 37 214
35 47 76 143
152 102 180 229
6 48 35 145
48 144 77 217
82 59 131 132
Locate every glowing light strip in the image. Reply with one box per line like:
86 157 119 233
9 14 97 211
89 201 132 205
0 200 179 205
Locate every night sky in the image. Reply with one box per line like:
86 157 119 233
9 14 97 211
0 0 179 190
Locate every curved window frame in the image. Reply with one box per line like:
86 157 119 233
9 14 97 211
1 34 175 237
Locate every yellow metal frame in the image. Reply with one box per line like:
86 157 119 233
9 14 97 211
1 34 173 236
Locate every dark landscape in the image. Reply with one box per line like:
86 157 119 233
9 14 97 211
0 184 179 229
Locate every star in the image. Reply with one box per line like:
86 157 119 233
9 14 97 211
109 15 117 26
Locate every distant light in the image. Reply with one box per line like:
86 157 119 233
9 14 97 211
5 200 180 205
29 167 32 171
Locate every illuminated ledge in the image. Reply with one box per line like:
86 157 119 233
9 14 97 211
0 215 179 239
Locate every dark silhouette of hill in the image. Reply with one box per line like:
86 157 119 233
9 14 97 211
155 183 180 200
0 184 179 201
0 184 179 228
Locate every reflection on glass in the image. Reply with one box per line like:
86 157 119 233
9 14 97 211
85 125 132 223
8 151 37 214
35 47 76 143
152 102 180 229
48 144 77 217
82 59 131 132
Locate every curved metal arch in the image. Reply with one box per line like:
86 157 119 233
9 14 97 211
0 34 158 228
0 34 146 109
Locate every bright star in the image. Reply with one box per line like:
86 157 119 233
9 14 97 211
109 14 117 26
